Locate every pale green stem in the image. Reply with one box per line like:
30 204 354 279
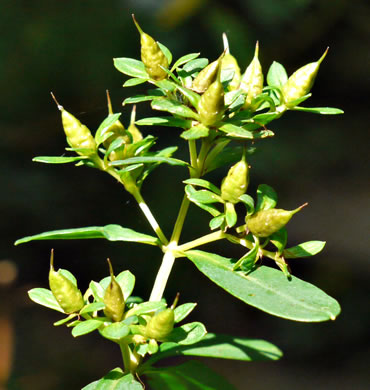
120 342 132 374
93 157 169 245
149 139 202 302
177 230 226 252
188 139 198 171
149 246 177 302
132 189 169 246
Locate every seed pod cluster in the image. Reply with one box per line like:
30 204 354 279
197 61 225 127
144 308 175 341
48 250 84 314
221 33 241 91
133 15 168 81
192 59 220 94
282 48 328 107
247 204 307 237
240 42 263 110
51 93 96 156
221 158 249 204
103 259 125 322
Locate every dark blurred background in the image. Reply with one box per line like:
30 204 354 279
1 0 369 389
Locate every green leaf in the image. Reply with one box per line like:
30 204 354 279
136 116 192 128
185 185 222 217
181 124 209 140
90 281 105 302
225 202 237 228
145 360 235 390
209 215 225 230
146 333 282 364
171 53 200 71
239 194 255 215
233 240 259 272
186 188 224 204
183 179 221 195
113 57 149 78
95 113 122 146
267 61 288 88
123 78 148 87
28 288 64 313
292 106 344 115
153 79 177 92
166 322 206 345
174 303 197 323
71 319 104 337
116 270 135 300
80 302 105 315
82 369 143 390
251 111 280 125
151 98 199 120
284 241 326 258
176 85 201 109
256 184 278 211
15 224 159 246
182 58 209 74
32 156 88 164
205 145 248 174
123 93 164 105
185 250 341 322
219 123 274 139
59 269 78 286
157 41 172 65
109 156 188 168
125 301 167 318
53 314 77 326
270 228 288 254
100 322 130 343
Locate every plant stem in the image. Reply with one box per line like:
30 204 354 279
149 139 205 302
149 247 176 301
177 229 226 252
188 139 198 171
131 189 169 245
97 159 169 245
120 342 132 374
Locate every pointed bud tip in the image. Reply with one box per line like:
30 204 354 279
318 47 329 64
50 249 55 270
50 92 63 111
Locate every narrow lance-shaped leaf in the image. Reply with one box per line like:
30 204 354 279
292 106 344 115
151 98 200 120
32 156 88 164
185 250 341 322
15 224 159 246
136 116 192 128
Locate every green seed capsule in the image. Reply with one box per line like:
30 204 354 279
127 105 143 144
48 249 84 314
221 33 241 91
103 259 125 322
192 59 220 94
282 48 328 108
197 63 225 127
240 41 263 110
51 93 96 156
144 308 175 341
133 15 168 81
221 158 249 204
247 204 307 237
104 91 131 161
